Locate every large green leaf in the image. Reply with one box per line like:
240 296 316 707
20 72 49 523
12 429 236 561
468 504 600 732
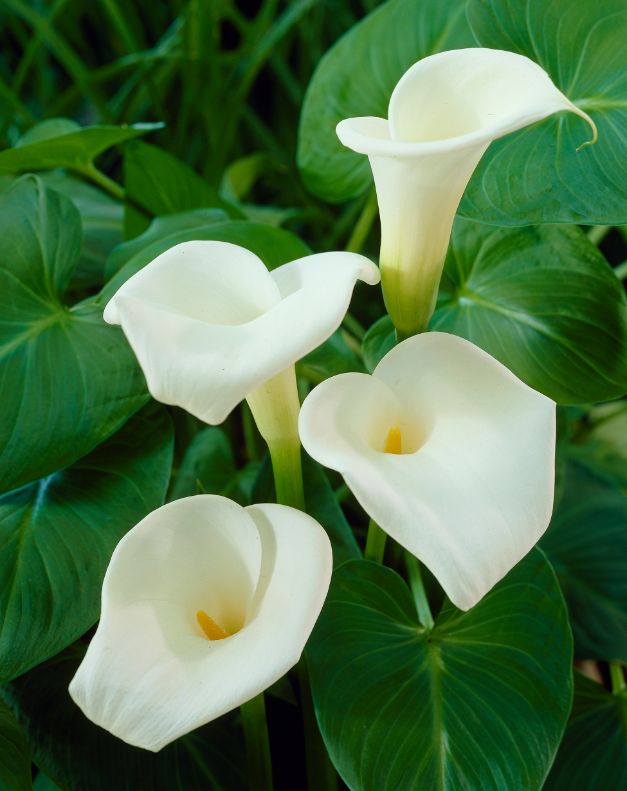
0 698 30 791
0 118 160 175
0 176 148 493
433 221 627 402
0 405 173 683
3 646 246 791
541 461 627 661
363 220 627 404
100 220 311 302
123 140 237 235
297 0 475 202
462 0 627 225
545 673 627 790
307 550 572 791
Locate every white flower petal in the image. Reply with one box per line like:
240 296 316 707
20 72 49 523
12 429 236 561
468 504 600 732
336 48 596 336
299 332 555 610
69 495 332 751
104 241 379 424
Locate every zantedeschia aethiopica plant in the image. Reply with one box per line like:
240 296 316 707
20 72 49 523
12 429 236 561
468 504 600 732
337 48 597 337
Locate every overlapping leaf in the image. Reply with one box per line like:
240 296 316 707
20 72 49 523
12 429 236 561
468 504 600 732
363 220 627 404
0 177 148 493
308 550 572 791
463 0 627 224
0 405 173 682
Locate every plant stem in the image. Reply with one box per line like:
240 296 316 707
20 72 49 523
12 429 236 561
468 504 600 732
80 164 126 201
614 260 627 281
240 693 273 791
405 553 434 628
364 519 387 563
610 660 625 694
586 224 610 245
298 659 338 791
346 188 378 253
246 366 304 510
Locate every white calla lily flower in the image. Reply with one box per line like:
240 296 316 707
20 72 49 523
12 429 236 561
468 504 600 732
104 240 379 506
337 48 597 337
298 332 555 611
104 239 379 422
69 495 332 751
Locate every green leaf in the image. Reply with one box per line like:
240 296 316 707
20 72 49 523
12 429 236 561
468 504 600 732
0 176 148 494
545 673 627 790
100 220 311 303
169 427 255 506
42 171 123 291
3 646 246 791
106 209 228 280
298 330 365 383
0 118 161 175
253 454 360 567
0 404 173 683
297 0 475 202
541 461 627 661
362 315 396 373
463 0 627 225
0 698 31 791
307 550 572 791
434 220 627 403
362 220 627 403
124 141 237 222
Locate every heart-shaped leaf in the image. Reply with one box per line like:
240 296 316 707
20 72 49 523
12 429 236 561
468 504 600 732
463 0 627 225
545 672 627 789
307 550 572 791
0 176 149 493
0 404 173 683
297 0 475 202
541 461 627 661
363 220 627 404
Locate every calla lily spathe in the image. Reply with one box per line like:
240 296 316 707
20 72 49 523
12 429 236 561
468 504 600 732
104 240 379 427
69 495 332 751
337 48 597 336
298 332 556 611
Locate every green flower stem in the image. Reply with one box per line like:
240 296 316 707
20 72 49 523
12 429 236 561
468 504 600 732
240 693 274 791
405 553 434 629
364 519 387 563
246 366 304 510
247 369 334 789
586 224 610 245
609 660 625 694
298 659 338 791
614 259 627 281
80 164 126 202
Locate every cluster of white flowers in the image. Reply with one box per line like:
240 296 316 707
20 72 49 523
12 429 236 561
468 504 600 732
70 48 594 752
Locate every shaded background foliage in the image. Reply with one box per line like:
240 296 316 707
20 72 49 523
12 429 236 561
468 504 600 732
0 1 625 789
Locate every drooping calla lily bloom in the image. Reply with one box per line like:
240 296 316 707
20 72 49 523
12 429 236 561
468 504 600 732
298 332 556 611
104 241 379 425
69 495 332 751
336 48 597 337
103 241 379 493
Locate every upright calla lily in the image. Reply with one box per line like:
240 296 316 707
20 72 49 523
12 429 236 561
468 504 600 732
104 240 379 504
337 48 597 337
299 332 555 611
69 495 332 751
